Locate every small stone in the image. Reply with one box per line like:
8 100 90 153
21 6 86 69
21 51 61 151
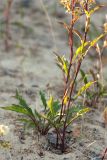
47 132 57 146
79 142 84 147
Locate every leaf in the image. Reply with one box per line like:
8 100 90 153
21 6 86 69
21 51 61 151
55 53 69 75
47 100 60 119
73 29 83 43
66 105 86 117
89 5 104 16
84 9 90 17
53 101 61 113
1 105 29 115
66 107 90 127
63 95 69 105
58 21 70 33
19 119 36 129
15 90 28 108
2 91 35 118
80 69 88 84
15 90 34 116
47 98 60 118
17 118 38 129
73 33 105 61
34 109 42 120
84 5 104 17
47 95 54 114
41 114 61 130
77 108 90 116
90 34 105 46
83 34 106 58
39 91 47 110
17 118 31 123
68 105 84 115
76 81 96 98
87 34 105 55
67 105 84 122
73 41 90 61
54 52 63 65
63 59 68 75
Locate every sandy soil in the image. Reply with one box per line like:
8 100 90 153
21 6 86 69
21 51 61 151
0 0 107 159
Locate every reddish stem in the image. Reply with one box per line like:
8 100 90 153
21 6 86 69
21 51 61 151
61 0 89 152
4 0 13 51
102 148 107 160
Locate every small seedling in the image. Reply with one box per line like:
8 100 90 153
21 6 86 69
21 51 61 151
1 90 61 135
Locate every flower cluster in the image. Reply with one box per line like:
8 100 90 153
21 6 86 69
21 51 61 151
60 0 96 13
60 0 71 13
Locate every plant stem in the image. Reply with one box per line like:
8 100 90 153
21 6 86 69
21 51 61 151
4 0 13 51
102 148 107 160
61 0 90 152
60 0 75 122
60 1 76 152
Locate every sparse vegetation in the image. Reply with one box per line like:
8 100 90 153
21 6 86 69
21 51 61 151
0 0 107 159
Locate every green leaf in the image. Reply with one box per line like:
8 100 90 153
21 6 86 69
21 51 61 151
47 95 54 114
58 21 70 33
77 108 90 116
15 90 34 116
73 29 83 43
19 119 36 129
39 91 47 110
66 107 90 127
73 34 105 61
1 105 29 115
68 105 84 115
90 34 105 46
17 118 31 123
63 59 68 75
47 96 60 116
34 109 42 120
15 90 28 108
55 53 69 75
84 9 90 17
53 101 61 114
66 105 83 122
46 101 60 120
80 69 88 84
41 114 60 130
85 34 105 56
76 81 95 98
73 41 90 61
89 5 104 16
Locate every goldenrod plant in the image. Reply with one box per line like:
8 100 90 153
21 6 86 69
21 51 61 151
53 0 106 152
1 0 107 153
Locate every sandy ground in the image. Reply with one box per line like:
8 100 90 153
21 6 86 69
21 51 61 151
0 0 107 159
